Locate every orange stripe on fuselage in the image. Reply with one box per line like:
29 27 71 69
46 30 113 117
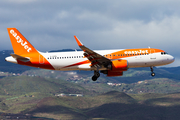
17 52 55 70
104 48 164 59
62 60 90 69
62 48 164 69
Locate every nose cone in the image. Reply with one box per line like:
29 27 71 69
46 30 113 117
168 55 175 64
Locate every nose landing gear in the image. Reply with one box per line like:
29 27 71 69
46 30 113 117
150 66 155 77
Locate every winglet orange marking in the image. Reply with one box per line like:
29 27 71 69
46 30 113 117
74 36 83 46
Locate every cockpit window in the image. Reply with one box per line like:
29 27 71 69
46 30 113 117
161 52 168 55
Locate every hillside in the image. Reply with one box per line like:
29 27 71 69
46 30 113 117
1 50 180 119
0 74 179 119
1 89 180 119
0 76 89 96
0 71 179 119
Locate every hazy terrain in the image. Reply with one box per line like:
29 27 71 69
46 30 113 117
0 50 180 119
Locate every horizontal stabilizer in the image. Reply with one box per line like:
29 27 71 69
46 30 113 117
10 54 30 62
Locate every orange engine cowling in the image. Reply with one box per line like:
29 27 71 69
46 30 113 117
102 60 128 77
108 60 128 71
107 71 123 77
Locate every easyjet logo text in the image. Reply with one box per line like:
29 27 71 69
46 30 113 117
124 50 149 54
10 30 32 52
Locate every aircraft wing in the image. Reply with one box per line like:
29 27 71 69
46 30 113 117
10 54 30 62
74 36 111 69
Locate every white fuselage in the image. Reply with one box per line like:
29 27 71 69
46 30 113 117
5 28 175 80
39 49 175 71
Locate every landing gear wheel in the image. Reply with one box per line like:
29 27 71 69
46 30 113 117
92 71 100 81
94 72 100 78
150 66 155 77
151 72 155 77
92 76 97 81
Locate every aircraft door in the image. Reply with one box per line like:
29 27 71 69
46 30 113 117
150 50 156 59
39 55 44 64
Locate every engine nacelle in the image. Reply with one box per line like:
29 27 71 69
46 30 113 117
108 60 128 71
107 71 123 77
100 60 128 77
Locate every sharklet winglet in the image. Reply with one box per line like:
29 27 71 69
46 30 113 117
74 36 83 46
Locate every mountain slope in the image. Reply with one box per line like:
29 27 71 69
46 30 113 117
0 76 89 96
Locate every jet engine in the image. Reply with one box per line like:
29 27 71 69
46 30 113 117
101 60 128 77
108 60 128 71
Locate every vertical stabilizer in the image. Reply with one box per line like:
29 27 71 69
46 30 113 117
7 28 38 55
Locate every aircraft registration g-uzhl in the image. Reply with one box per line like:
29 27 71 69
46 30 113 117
5 28 175 81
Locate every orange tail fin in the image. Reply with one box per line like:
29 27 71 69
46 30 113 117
7 28 38 55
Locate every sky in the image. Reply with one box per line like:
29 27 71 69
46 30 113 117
1 0 180 67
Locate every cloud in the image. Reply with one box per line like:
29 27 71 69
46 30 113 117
0 0 180 66
5 0 37 3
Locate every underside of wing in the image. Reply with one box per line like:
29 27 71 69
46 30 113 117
74 36 111 70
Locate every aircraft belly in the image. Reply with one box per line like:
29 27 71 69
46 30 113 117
49 59 91 71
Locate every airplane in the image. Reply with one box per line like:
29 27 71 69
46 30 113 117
5 28 175 81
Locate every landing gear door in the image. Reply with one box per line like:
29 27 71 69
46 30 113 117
150 50 156 59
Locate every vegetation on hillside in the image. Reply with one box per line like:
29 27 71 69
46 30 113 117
1 50 180 119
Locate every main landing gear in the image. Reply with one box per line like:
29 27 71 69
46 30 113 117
150 66 155 77
92 71 100 81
